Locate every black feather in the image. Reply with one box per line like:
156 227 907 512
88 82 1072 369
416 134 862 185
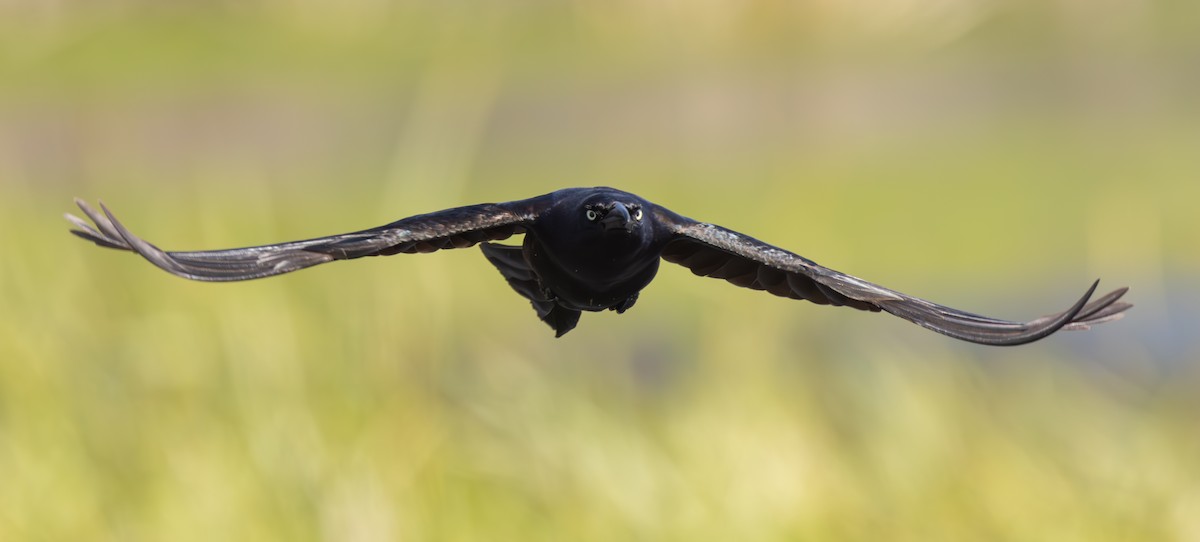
68 187 1130 344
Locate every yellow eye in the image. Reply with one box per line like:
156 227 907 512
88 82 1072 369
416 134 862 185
634 208 643 220
586 209 598 221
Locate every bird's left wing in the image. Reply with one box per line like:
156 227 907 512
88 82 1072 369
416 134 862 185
653 207 1130 346
67 195 552 282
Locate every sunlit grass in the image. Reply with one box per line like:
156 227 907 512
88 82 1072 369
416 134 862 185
2 1 1198 541
4 165 1197 541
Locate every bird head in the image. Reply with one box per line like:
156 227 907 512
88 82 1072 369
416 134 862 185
583 200 644 235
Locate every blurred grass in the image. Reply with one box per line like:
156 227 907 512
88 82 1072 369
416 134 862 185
2 1 1199 541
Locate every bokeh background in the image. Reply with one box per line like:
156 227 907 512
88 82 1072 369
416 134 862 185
2 0 1198 540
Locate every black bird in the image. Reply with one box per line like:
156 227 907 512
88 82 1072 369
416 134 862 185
67 187 1130 345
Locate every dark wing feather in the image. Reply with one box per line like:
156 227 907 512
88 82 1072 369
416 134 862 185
479 242 581 337
67 195 552 282
655 207 1131 346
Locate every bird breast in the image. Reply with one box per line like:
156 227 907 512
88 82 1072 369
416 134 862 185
523 234 660 311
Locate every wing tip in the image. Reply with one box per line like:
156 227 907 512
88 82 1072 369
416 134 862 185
67 198 193 277
1000 280 1132 344
876 279 1131 347
67 198 133 251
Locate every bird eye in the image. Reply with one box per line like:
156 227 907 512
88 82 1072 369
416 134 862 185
633 208 643 221
586 209 598 221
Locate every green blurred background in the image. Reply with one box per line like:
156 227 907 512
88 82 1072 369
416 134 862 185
2 1 1198 540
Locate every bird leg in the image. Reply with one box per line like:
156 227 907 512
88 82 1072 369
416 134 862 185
609 293 639 314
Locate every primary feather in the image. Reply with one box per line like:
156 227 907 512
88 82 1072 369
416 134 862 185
68 188 1130 345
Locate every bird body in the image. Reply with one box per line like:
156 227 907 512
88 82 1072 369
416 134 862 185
67 187 1130 345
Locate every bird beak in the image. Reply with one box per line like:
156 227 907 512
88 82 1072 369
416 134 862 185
601 202 632 232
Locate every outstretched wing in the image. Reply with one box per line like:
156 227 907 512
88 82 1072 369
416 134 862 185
67 195 552 282
654 207 1131 346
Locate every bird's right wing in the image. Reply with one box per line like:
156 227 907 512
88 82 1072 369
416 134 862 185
654 206 1131 346
67 194 553 282
479 242 582 337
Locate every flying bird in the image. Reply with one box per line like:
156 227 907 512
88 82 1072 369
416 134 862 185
67 187 1130 345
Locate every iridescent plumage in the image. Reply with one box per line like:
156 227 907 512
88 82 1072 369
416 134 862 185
68 187 1130 344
